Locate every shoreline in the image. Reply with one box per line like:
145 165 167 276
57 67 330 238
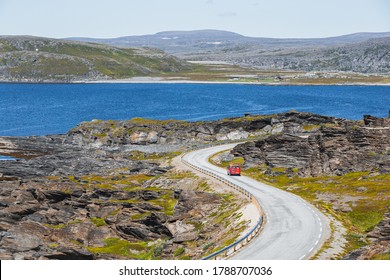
87 78 390 86
1 77 389 86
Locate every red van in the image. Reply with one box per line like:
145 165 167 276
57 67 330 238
227 164 241 176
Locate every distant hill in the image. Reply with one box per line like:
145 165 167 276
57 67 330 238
0 36 192 82
184 37 390 73
67 29 390 74
68 29 390 54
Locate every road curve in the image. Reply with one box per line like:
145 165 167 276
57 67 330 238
183 143 329 260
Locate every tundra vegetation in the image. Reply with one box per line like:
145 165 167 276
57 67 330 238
1 36 390 84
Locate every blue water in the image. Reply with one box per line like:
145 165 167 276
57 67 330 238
0 155 16 161
0 83 389 136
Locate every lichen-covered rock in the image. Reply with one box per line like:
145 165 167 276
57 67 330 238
233 117 390 176
64 112 344 147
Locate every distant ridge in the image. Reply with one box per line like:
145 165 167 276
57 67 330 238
67 29 390 53
66 29 390 73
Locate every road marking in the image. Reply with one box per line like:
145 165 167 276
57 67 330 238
309 246 315 252
299 254 306 260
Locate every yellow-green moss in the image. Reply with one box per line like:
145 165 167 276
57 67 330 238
166 171 196 179
371 253 390 260
174 247 185 257
222 234 239 247
129 118 184 125
90 217 107 227
148 192 177 216
87 237 149 257
196 180 212 192
48 243 59 249
271 167 287 173
303 124 321 131
129 150 182 161
44 223 66 229
131 212 151 220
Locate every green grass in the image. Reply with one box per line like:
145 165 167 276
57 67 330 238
174 247 185 257
148 191 177 216
129 117 185 125
222 234 239 247
371 253 390 260
48 243 59 249
196 180 212 192
9 56 90 78
87 237 149 258
166 171 197 180
90 217 107 227
44 223 66 229
69 173 154 190
346 211 384 233
303 124 321 131
128 150 182 161
0 38 192 81
131 212 151 220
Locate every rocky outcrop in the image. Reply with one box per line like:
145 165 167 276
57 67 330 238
65 112 344 147
232 115 390 176
0 134 168 180
0 117 248 259
364 114 390 127
0 171 227 259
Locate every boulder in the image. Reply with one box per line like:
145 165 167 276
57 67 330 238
1 232 43 252
173 232 198 243
116 223 161 240
44 247 95 260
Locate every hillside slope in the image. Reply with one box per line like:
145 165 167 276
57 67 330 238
0 36 192 82
186 38 390 73
68 30 390 74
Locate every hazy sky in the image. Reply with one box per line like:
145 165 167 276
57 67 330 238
1 0 389 38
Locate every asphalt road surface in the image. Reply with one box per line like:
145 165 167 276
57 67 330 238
183 143 329 260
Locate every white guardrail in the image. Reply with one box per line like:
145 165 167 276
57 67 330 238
181 153 264 260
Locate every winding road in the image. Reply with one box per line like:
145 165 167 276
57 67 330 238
182 143 329 260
